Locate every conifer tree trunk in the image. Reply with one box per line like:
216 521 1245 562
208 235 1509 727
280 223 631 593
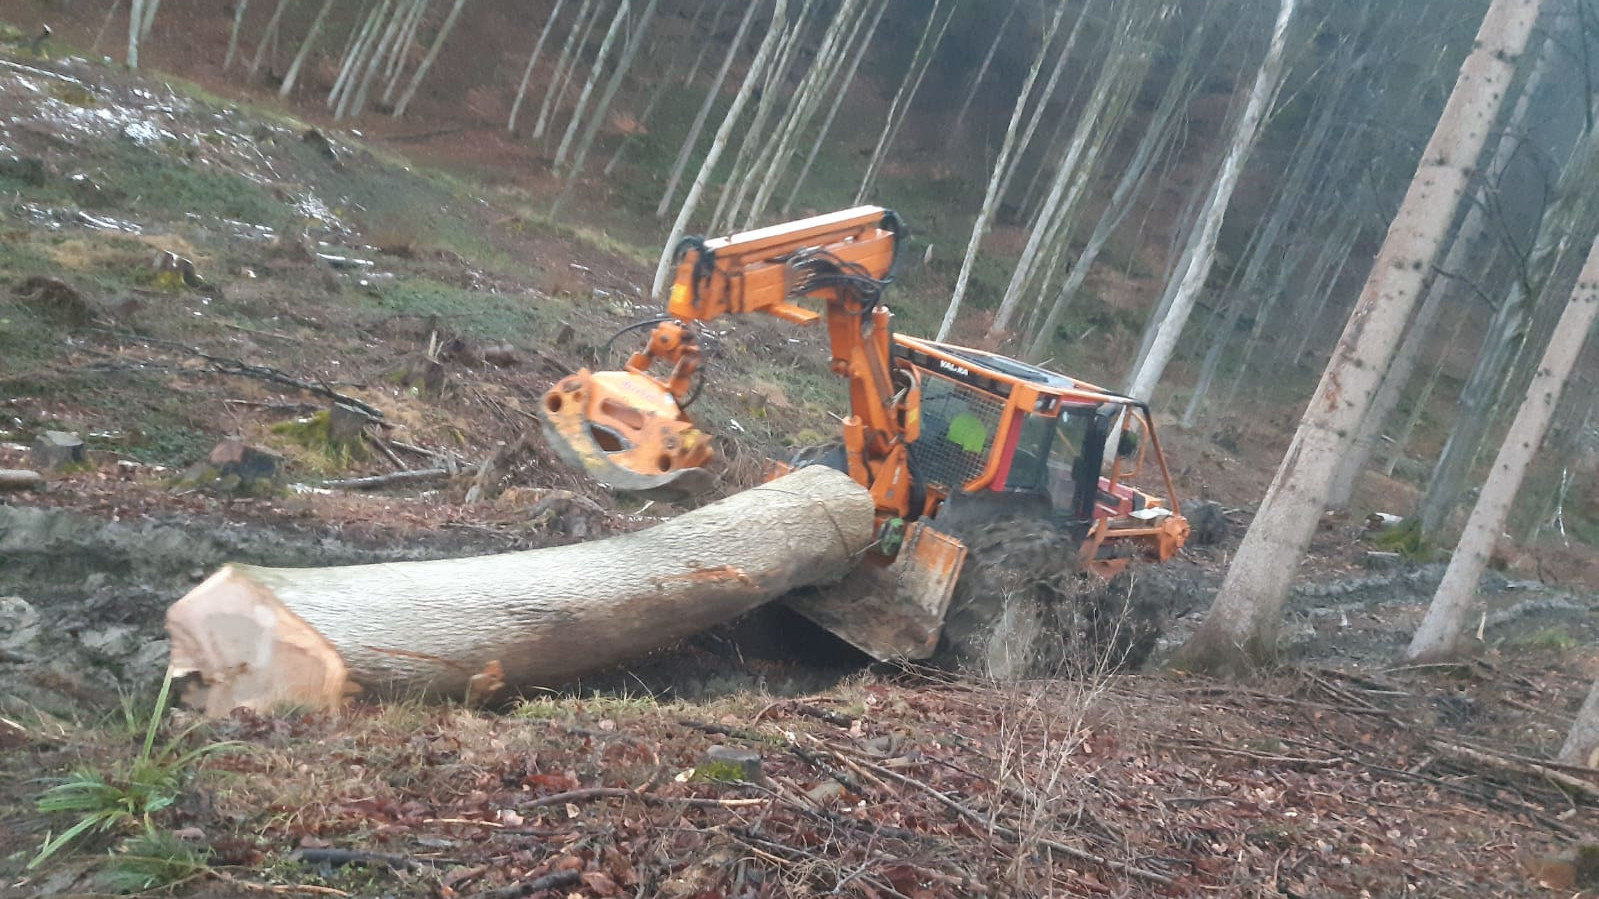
1407 232 1599 663
1122 0 1296 404
655 1 761 218
1175 0 1544 676
509 0 568 133
936 2 1073 341
279 0 337 98
652 0 788 298
393 0 469 118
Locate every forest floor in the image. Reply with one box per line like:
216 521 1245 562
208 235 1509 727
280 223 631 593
3 39 1599 899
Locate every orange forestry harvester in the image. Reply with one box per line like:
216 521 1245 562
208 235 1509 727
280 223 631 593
541 207 1189 666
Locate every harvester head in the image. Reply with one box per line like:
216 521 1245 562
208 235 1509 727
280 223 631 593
540 369 717 500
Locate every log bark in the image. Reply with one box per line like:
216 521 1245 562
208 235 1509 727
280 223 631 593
0 470 44 491
167 465 874 715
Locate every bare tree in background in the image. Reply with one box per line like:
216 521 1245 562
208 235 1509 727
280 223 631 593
509 0 568 133
782 0 889 215
393 0 469 118
936 2 1076 341
1122 0 1296 405
950 2 1017 134
279 0 337 98
226 0 252 69
652 0 789 299
853 0 957 203
535 0 601 139
553 0 631 170
656 2 761 219
1408 230 1599 663
250 0 295 79
127 0 146 68
1175 0 1545 676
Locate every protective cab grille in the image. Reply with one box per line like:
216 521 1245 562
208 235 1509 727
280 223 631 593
909 371 1005 493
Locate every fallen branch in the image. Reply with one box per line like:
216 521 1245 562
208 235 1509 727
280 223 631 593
521 787 767 810
317 467 472 490
288 848 449 871
0 470 44 491
94 329 384 419
1164 739 1347 769
1433 740 1599 801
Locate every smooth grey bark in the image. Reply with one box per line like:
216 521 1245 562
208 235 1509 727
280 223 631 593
652 0 789 298
225 0 251 69
168 465 873 714
711 2 813 235
853 0 958 203
383 0 432 103
552 0 663 216
1408 232 1599 663
991 0 1099 211
1025 5 1215 361
1122 0 1296 405
392 0 469 118
655 1 761 218
781 0 889 215
350 0 415 116
553 0 632 171
988 5 1152 339
1418 123 1599 537
1328 30 1557 509
510 0 569 132
279 0 337 98
1176 0 1544 676
127 0 146 67
950 1 1016 133
536 0 603 139
335 0 392 117
140 0 163 40
249 0 293 78
1562 672 1599 767
936 2 1074 341
329 0 384 109
741 0 864 227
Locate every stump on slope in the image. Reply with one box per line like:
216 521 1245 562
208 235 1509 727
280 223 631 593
166 466 876 715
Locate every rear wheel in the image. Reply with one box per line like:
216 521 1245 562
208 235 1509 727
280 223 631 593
933 507 1165 678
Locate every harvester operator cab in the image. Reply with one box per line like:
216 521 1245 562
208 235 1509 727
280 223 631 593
893 336 1178 551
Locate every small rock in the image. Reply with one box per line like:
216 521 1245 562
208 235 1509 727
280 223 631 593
482 343 521 367
31 430 85 472
0 596 42 651
704 744 762 781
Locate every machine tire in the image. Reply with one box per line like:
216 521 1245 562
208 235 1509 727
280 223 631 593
933 511 1165 678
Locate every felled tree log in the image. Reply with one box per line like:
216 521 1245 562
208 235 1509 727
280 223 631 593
166 466 875 715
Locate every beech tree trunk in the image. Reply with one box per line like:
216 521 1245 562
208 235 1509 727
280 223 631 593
1122 0 1295 404
279 0 337 98
509 0 567 133
1406 233 1599 663
249 0 294 79
852 0 956 204
652 0 788 298
1562 674 1599 767
950 2 1015 134
553 0 631 171
392 0 469 118
127 0 146 68
534 0 600 140
1328 29 1556 509
781 0 888 215
655 1 761 219
936 2 1073 341
225 0 250 69
167 466 874 715
1175 0 1543 677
